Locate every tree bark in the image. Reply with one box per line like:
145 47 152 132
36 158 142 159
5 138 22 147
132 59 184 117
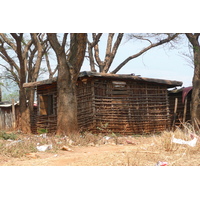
57 52 77 135
47 33 87 135
186 33 200 128
11 33 32 133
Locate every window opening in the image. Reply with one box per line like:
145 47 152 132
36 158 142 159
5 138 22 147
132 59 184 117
39 94 54 115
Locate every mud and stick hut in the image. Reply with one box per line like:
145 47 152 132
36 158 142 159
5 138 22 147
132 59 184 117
0 101 37 131
0 101 19 131
23 71 182 135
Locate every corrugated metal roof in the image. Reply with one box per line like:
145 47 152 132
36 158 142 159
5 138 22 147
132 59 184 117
0 102 18 108
168 86 193 103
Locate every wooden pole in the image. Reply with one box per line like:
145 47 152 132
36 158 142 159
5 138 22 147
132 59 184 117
172 98 178 131
12 99 16 130
0 87 2 102
183 96 188 124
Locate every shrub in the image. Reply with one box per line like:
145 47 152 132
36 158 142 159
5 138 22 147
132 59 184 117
37 128 48 134
0 132 17 140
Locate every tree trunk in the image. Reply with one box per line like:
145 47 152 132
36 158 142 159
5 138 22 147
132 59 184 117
57 54 78 135
186 33 200 129
47 33 87 135
191 49 200 128
19 85 31 133
0 33 44 134
19 52 32 134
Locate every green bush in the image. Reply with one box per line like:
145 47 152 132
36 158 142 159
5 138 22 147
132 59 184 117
0 132 17 140
37 128 48 134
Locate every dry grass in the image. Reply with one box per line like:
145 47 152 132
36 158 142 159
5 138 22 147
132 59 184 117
0 131 105 158
125 126 200 166
1 124 200 166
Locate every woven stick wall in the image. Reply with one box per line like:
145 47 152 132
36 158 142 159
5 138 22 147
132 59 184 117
35 82 57 134
76 79 94 131
27 72 181 135
77 77 170 134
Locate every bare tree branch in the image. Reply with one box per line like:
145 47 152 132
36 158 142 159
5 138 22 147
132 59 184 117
0 33 17 52
45 51 58 79
104 33 114 64
186 33 200 47
30 33 44 81
0 41 20 73
0 63 19 84
87 42 96 72
47 33 63 57
93 33 104 70
103 33 124 73
87 33 103 72
111 33 179 74
67 33 87 82
62 33 68 50
88 33 124 73
90 33 102 47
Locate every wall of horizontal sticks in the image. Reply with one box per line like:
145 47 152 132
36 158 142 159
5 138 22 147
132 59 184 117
77 77 170 134
32 77 172 135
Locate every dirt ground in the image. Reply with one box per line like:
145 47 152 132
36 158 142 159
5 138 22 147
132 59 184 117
1 133 200 166
0 136 150 166
0 144 138 166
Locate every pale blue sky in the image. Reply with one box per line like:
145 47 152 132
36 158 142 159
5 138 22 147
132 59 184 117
0 33 194 100
82 34 193 87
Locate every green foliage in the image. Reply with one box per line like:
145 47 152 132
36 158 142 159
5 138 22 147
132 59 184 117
2 91 19 102
97 122 109 131
0 132 17 140
97 122 120 136
0 71 19 101
37 128 48 134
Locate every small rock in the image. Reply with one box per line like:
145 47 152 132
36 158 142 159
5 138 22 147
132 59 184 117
40 133 47 138
126 140 136 145
110 142 117 145
104 136 110 140
57 141 62 144
66 139 74 145
88 142 95 146
26 153 39 159
61 145 73 151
